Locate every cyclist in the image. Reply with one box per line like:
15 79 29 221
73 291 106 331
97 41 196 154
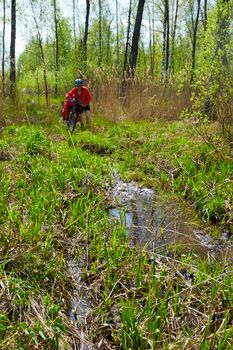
64 78 92 129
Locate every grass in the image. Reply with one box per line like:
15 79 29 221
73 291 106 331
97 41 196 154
0 117 232 349
105 120 232 231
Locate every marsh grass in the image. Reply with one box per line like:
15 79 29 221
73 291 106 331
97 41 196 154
83 224 232 349
0 124 112 349
105 120 232 230
0 119 232 349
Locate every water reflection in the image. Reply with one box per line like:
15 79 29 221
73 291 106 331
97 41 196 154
108 179 232 257
69 261 94 350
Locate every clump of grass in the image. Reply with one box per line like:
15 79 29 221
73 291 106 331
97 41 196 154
83 227 233 349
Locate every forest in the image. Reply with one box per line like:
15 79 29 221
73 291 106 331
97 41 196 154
0 0 233 349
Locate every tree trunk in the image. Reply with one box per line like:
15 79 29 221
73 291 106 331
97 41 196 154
120 0 132 100
203 0 208 31
123 0 132 77
165 1 169 75
29 0 49 107
53 0 59 98
161 0 169 83
190 0 201 83
82 0 90 66
10 0 16 98
107 22 112 64
2 0 6 96
98 0 102 66
129 0 146 77
72 0 77 67
115 0 119 68
148 3 156 79
216 0 230 67
168 0 179 80
36 68 40 103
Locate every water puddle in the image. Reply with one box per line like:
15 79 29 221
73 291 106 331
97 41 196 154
69 261 94 350
108 178 232 258
69 176 232 348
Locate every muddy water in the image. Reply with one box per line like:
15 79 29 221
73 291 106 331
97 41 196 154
108 179 232 258
69 261 94 350
69 177 232 348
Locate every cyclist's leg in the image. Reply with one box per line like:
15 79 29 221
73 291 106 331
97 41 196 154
84 105 91 129
86 110 91 129
76 105 85 130
79 113 85 130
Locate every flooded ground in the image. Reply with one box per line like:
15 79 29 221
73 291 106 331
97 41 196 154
69 261 95 350
108 177 233 259
69 176 232 348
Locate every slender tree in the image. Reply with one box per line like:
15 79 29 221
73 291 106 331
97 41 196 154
203 0 208 31
82 0 90 67
98 0 102 66
115 0 120 67
29 0 49 107
10 0 16 98
216 0 230 68
165 0 169 74
202 0 229 118
161 0 169 83
2 0 6 96
168 0 179 80
149 2 155 78
190 0 201 83
107 20 112 64
53 0 59 98
72 0 77 60
129 0 146 76
123 0 133 77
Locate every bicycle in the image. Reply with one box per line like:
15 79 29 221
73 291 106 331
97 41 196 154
66 97 83 133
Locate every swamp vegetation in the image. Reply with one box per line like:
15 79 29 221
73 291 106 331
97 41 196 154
1 0 233 348
0 117 232 349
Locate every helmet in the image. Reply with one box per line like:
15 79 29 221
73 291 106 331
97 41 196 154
75 78 84 86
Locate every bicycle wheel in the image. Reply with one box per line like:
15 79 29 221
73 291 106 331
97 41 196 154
67 112 77 133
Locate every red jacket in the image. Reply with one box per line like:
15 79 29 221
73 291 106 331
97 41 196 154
66 86 91 105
